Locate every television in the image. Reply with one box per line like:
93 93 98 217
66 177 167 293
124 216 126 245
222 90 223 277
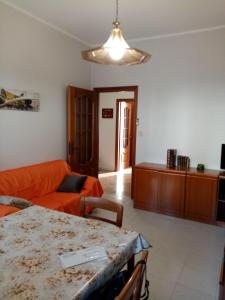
221 144 225 170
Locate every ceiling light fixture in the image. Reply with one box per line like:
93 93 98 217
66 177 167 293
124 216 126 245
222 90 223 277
81 0 151 65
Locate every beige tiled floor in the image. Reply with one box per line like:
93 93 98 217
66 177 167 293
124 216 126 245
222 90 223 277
99 170 225 300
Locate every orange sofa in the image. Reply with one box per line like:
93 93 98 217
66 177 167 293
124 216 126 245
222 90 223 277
0 160 103 217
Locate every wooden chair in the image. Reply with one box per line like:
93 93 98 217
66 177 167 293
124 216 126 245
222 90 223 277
80 196 124 227
219 247 225 300
115 250 149 300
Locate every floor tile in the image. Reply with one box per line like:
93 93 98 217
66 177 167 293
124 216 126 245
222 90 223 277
184 248 222 278
177 265 218 297
149 274 176 300
171 284 215 300
148 253 184 282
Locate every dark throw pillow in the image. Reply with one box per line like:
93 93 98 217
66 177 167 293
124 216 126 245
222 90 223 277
57 175 87 193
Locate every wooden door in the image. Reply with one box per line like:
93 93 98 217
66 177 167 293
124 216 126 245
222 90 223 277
133 168 159 212
116 100 134 170
158 171 185 217
67 86 98 177
185 175 217 223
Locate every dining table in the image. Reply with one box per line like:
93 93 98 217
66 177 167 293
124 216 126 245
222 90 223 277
0 205 149 300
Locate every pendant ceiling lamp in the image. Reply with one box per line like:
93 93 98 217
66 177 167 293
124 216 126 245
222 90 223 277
81 0 151 65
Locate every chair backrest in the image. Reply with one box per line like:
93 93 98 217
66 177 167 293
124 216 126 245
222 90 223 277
80 196 123 227
115 250 149 300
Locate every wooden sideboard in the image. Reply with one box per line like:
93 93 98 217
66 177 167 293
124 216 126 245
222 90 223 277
133 162 219 224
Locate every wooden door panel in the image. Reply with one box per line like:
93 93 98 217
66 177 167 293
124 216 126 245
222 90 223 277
134 168 159 212
117 100 134 170
67 86 98 177
158 172 185 217
185 175 217 223
121 103 132 168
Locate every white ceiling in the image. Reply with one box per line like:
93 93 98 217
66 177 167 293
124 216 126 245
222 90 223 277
2 0 225 45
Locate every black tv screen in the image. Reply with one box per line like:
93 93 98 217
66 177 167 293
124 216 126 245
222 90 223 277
221 144 225 170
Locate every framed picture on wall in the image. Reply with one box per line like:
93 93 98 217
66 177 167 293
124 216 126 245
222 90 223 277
0 87 40 112
102 108 113 118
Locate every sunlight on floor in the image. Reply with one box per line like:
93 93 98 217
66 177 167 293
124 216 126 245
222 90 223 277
98 168 131 178
116 171 125 198
99 168 131 200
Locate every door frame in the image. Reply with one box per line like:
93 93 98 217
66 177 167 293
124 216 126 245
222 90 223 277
115 98 135 171
94 86 138 172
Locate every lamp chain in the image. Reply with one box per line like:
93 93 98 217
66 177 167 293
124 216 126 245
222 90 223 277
115 0 119 22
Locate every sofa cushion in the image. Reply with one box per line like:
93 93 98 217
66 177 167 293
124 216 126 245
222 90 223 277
0 160 70 199
31 193 83 216
57 175 87 193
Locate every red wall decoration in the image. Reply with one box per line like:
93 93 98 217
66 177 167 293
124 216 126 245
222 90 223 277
102 108 113 118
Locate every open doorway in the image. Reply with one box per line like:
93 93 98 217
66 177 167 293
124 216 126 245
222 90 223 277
115 99 135 171
67 85 138 198
95 86 138 198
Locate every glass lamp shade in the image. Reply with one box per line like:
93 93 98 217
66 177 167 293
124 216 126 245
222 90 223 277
82 23 151 65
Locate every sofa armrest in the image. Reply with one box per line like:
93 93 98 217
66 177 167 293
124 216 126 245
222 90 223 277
70 172 103 197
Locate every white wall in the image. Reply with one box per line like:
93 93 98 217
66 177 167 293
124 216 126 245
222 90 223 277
99 91 134 171
0 2 90 170
1 2 225 171
92 28 225 170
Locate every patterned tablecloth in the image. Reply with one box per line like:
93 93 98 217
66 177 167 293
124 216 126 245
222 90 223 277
0 205 149 300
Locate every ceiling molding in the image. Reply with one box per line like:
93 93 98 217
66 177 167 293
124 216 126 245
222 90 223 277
1 0 225 47
127 25 225 44
0 0 91 47
93 24 225 46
